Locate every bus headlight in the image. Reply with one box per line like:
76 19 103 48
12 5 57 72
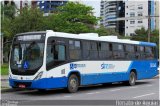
34 72 43 80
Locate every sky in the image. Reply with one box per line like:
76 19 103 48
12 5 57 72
82 0 100 17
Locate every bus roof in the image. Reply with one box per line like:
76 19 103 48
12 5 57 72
15 30 157 47
15 31 46 36
46 30 156 47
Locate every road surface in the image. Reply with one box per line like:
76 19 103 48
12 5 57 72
1 77 159 105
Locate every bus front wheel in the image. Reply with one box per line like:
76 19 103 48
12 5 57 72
67 74 79 93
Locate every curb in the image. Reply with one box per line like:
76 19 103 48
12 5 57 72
1 88 28 93
1 88 17 93
1 79 8 81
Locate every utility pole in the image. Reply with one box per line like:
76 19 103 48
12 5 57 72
20 0 22 14
148 14 151 42
147 15 159 42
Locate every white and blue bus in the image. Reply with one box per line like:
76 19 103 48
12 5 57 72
9 30 158 93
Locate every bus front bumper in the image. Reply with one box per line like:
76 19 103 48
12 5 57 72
9 77 68 89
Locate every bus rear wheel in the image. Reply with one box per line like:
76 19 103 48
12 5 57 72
128 71 136 86
67 74 79 93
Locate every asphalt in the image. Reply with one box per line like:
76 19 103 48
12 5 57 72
1 77 159 106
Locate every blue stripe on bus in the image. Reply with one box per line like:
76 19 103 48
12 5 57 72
9 60 158 89
139 42 156 46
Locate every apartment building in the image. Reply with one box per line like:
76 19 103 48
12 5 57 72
100 0 157 36
125 1 155 36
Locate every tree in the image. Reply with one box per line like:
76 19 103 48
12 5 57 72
95 25 119 36
1 2 17 64
150 29 159 44
134 27 147 36
10 7 47 36
131 27 159 44
1 2 16 19
1 2 16 38
49 2 99 33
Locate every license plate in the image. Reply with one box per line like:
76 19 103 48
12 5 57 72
19 84 26 88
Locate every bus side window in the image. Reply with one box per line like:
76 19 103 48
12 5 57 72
46 39 66 70
152 47 156 59
82 41 90 59
109 43 113 59
140 46 145 59
112 43 125 59
125 45 135 60
145 46 154 59
99 42 111 59
89 41 98 59
136 46 144 59
69 40 81 60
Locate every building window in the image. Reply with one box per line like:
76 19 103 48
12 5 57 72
130 5 135 10
138 12 143 16
130 20 135 24
130 12 135 17
138 20 143 23
130 33 135 36
138 6 143 9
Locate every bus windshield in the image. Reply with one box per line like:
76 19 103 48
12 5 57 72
10 34 45 75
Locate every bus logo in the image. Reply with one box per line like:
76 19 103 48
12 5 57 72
70 63 86 70
101 63 115 69
70 63 77 70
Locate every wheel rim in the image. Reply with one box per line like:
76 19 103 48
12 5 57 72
130 73 135 84
70 78 77 90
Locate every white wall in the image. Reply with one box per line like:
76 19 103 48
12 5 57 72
125 1 149 36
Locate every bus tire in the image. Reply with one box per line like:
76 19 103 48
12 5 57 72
67 74 79 93
127 71 136 86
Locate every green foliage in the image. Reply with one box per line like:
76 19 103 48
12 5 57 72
49 2 99 33
131 27 159 44
1 2 16 38
1 17 12 38
1 3 16 19
134 27 147 36
1 64 9 75
10 7 47 36
1 2 100 39
95 26 119 36
151 29 159 36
